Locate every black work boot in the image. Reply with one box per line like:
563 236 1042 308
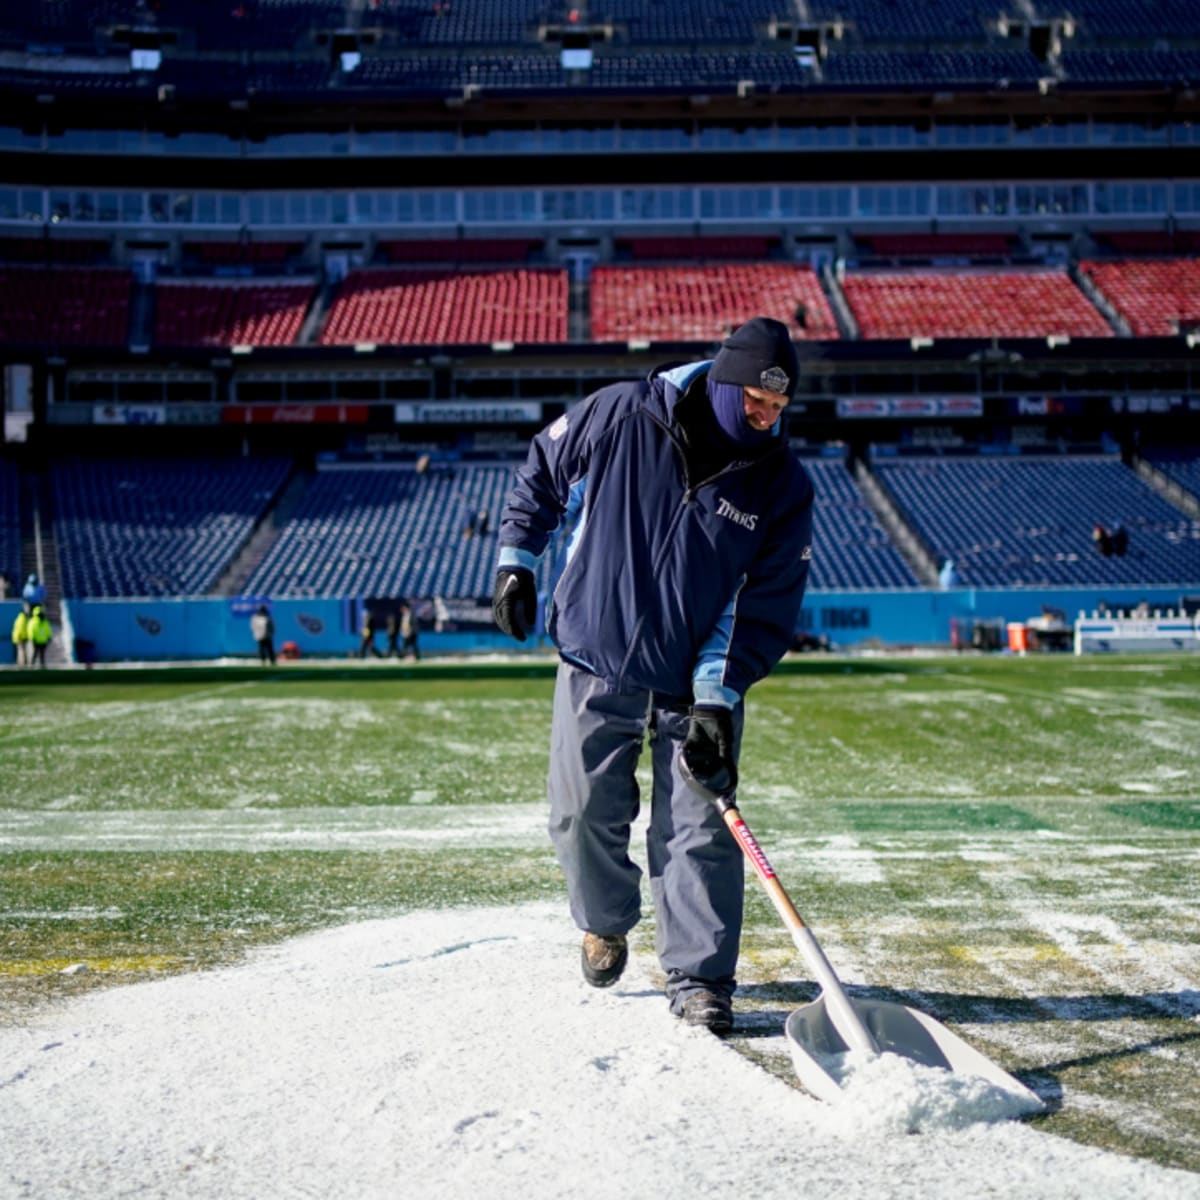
580 933 628 988
677 990 733 1035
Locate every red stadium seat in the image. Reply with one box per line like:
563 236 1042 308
319 268 568 345
841 269 1114 339
1080 258 1200 337
155 281 315 347
589 264 836 342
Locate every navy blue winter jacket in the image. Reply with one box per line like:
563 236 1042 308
498 362 814 708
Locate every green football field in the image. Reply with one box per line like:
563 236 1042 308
1 653 1197 1172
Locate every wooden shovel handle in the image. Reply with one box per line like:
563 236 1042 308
720 805 809 936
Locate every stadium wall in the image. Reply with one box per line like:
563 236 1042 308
56 586 1197 664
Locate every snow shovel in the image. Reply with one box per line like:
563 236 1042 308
679 759 1043 1108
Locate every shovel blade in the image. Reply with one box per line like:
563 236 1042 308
784 993 1043 1108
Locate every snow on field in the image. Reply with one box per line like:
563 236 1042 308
4 903 1199 1200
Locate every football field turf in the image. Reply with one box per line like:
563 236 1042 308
1 653 1197 1172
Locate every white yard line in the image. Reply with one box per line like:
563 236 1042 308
0 680 260 744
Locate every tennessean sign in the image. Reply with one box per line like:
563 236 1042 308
393 401 542 425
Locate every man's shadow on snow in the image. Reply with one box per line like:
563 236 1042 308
732 981 1200 1112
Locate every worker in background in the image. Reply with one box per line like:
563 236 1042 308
28 605 52 668
11 605 30 666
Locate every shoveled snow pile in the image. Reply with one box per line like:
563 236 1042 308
3 902 1198 1199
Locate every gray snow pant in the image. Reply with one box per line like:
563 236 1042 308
547 659 745 1009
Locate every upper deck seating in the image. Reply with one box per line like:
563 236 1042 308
1079 259 1200 337
319 268 568 345
590 264 836 342
841 269 1114 339
0 267 132 347
154 280 315 347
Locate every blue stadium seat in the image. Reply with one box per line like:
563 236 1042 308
245 463 526 599
51 456 292 599
872 453 1200 588
803 458 921 590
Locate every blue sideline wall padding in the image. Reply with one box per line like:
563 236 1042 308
61 584 1198 661
799 586 1192 646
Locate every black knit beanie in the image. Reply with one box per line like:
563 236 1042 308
708 317 799 403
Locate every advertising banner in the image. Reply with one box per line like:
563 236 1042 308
394 401 542 425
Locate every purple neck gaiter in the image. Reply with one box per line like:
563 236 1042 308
707 379 777 447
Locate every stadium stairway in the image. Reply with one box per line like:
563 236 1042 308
820 262 860 340
1132 454 1200 521
851 456 941 586
209 463 313 596
1068 262 1131 337
297 282 332 345
20 469 70 666
129 276 156 350
570 276 591 343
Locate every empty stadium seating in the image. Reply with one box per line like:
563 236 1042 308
362 0 552 46
1051 0 1200 41
1143 449 1200 502
590 264 836 342
841 269 1114 339
51 456 293 598
1079 259 1200 337
0 268 132 347
319 268 568 345
872 453 1200 587
806 0 1007 42
0 459 21 595
803 458 920 589
564 0 781 43
154 281 315 347
821 51 1044 89
243 463 526 599
1059 50 1200 88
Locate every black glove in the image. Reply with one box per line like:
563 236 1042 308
682 705 737 796
492 568 537 642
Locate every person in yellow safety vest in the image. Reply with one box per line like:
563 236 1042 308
10 606 30 666
28 605 52 668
